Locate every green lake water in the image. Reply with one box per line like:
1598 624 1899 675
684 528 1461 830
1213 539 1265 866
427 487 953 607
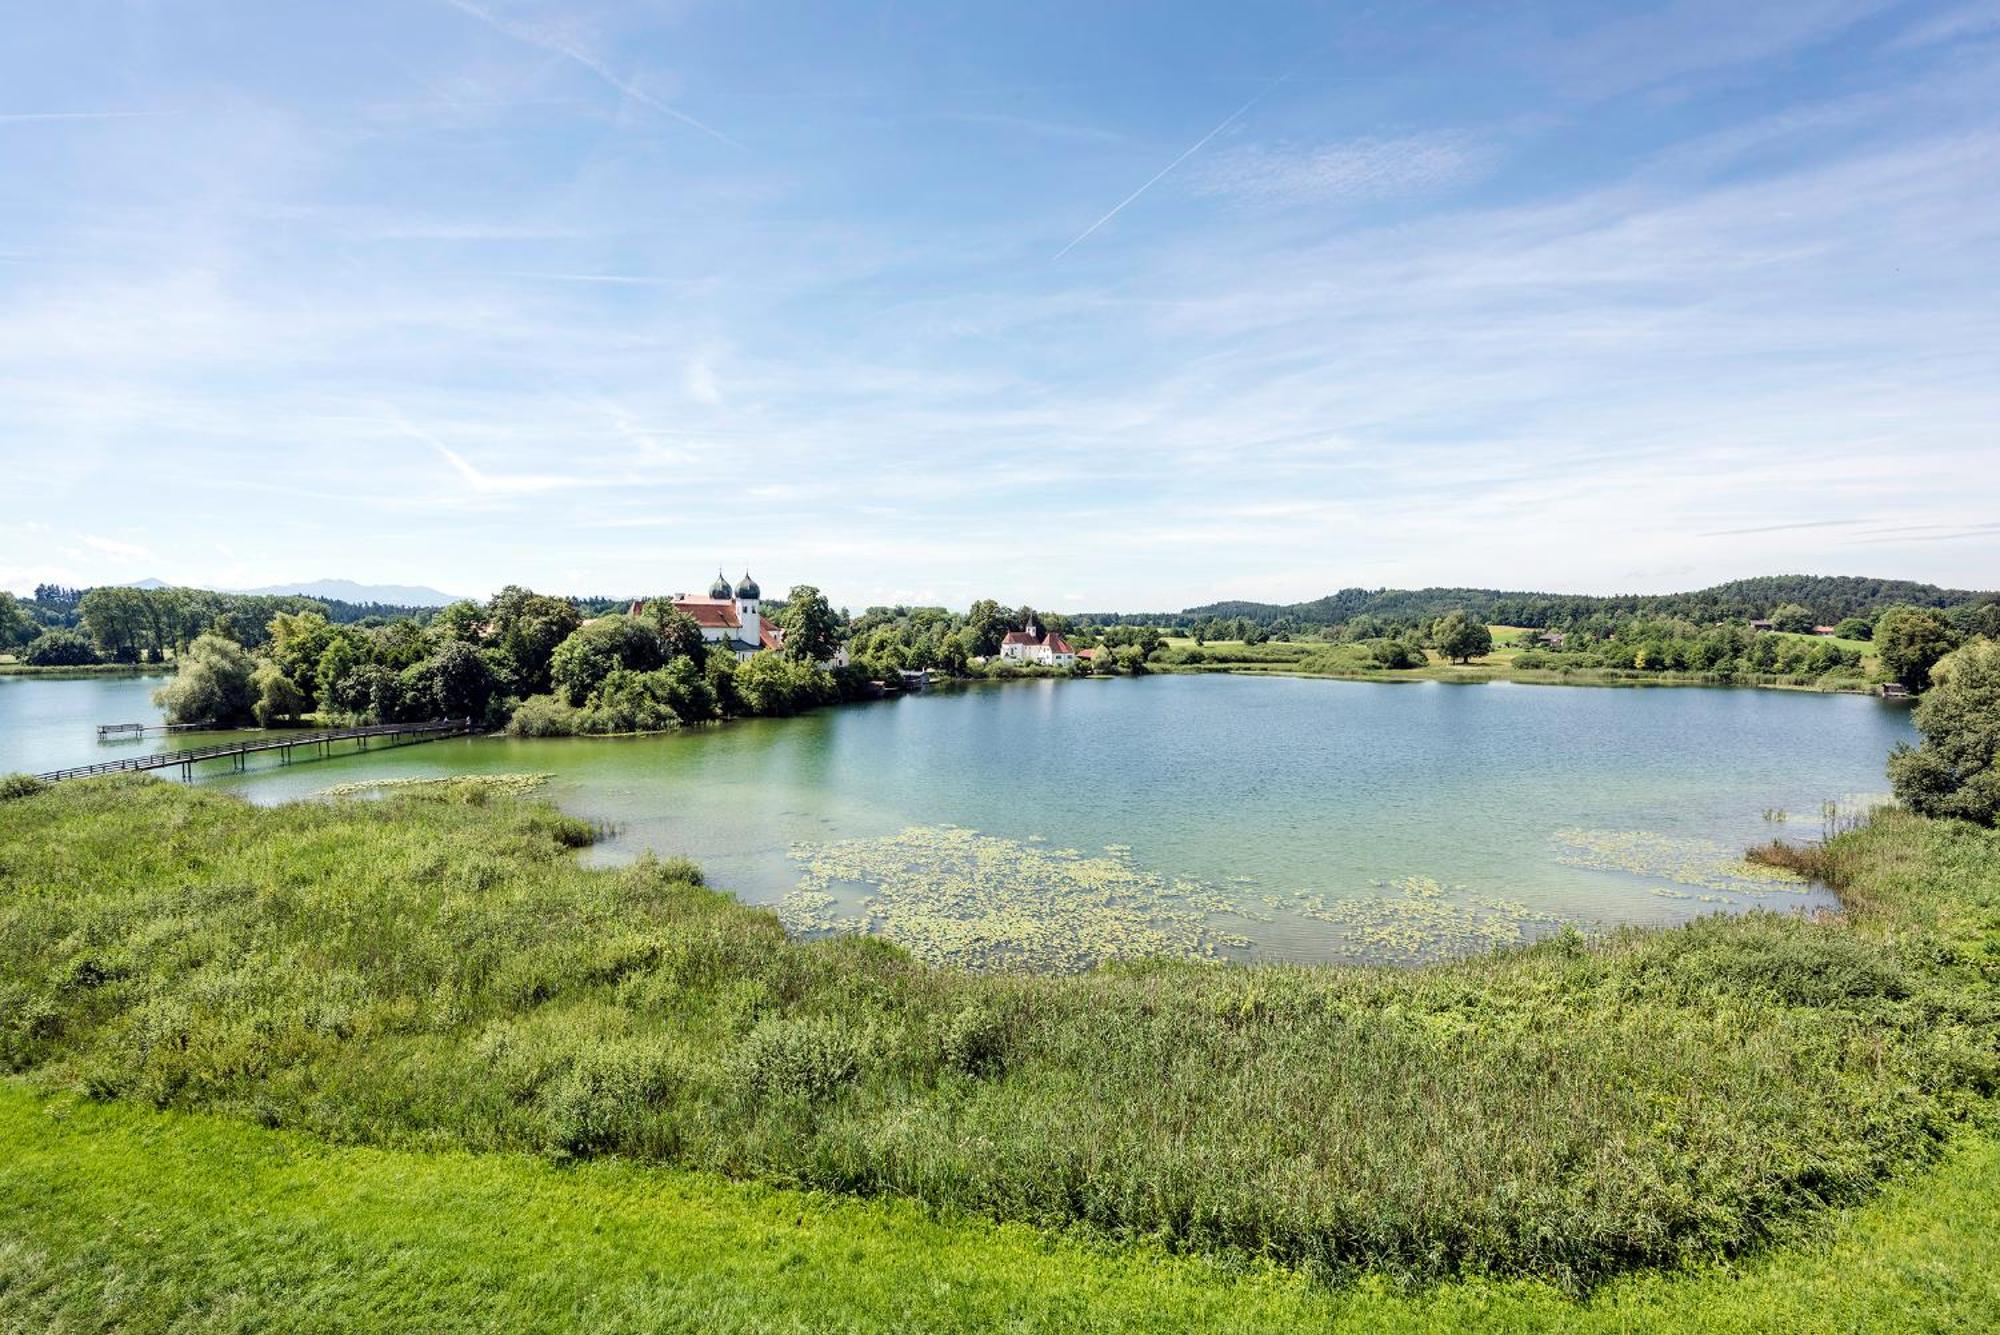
0 673 1916 968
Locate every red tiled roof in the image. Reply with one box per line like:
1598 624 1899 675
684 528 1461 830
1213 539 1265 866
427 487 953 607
675 598 740 629
1045 632 1074 655
999 629 1039 645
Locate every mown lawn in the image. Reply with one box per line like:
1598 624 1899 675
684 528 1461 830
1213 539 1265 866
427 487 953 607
2 1082 1996 1332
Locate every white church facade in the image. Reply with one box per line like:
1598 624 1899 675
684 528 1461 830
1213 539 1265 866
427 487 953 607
629 571 846 666
629 571 780 662
997 620 1076 667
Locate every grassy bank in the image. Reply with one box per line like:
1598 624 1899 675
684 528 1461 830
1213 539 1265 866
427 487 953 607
3 1082 1997 1332
2 779 1996 1293
0 661 173 678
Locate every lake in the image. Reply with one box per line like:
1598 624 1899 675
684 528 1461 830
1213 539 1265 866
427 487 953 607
0 672 1915 968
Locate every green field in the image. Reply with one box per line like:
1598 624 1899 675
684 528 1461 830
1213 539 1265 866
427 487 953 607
1154 631 1877 691
2 775 1995 1329
3 1084 1997 1332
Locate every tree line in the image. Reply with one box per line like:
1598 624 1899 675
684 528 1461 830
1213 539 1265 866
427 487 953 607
0 584 441 666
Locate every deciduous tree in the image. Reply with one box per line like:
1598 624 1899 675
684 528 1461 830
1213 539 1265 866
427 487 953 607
1875 606 1960 692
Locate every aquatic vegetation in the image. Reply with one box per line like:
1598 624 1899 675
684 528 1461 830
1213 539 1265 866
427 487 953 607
1286 877 1568 961
790 826 1238 971
794 831 1563 967
1552 828 1812 895
319 773 554 799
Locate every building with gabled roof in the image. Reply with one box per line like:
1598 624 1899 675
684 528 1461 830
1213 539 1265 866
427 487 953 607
629 570 779 662
997 620 1076 667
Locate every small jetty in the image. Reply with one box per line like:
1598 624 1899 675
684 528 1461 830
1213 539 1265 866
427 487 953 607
97 721 209 740
42 718 477 783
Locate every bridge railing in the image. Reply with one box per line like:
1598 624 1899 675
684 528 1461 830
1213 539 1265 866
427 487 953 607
37 718 474 783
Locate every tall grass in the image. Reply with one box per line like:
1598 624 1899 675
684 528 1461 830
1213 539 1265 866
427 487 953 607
1 777 1996 1289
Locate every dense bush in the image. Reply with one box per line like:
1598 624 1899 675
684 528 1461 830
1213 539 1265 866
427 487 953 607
3 782 1995 1288
0 774 47 801
20 629 100 667
1889 639 2000 825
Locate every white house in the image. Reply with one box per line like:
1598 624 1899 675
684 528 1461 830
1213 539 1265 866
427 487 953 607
997 621 1076 667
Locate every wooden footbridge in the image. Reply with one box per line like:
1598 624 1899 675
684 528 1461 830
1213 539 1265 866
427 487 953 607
38 718 477 783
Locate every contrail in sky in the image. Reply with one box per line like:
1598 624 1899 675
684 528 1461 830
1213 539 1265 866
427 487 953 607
439 0 740 147
1052 66 1300 260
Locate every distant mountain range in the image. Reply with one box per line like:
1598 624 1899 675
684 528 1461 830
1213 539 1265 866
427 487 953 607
229 579 462 607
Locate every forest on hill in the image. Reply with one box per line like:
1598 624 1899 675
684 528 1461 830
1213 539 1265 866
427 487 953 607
1144 575 2000 633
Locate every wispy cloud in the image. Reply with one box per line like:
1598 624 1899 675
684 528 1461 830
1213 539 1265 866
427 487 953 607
437 0 738 146
1191 133 1490 206
1699 518 1861 537
82 534 154 560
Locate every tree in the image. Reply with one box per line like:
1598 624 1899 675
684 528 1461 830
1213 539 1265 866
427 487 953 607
1833 617 1873 642
549 618 666 706
79 586 153 662
251 664 310 727
777 585 843 664
21 629 99 666
403 640 499 720
490 587 583 694
964 599 1006 656
433 600 489 645
643 603 707 663
314 635 370 719
1888 641 2000 826
1431 611 1493 664
0 592 32 651
153 634 256 726
1875 606 1961 692
266 611 336 684
1768 603 1815 634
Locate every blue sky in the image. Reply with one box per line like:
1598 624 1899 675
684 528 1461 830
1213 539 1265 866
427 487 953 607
4 1 1998 610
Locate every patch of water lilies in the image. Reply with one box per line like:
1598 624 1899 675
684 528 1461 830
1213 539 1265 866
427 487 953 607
786 825 1245 972
318 773 554 799
1551 828 1810 895
786 827 1590 971
1284 877 1569 962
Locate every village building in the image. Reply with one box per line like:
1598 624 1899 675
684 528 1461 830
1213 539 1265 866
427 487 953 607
630 571 780 662
629 570 848 666
997 621 1076 667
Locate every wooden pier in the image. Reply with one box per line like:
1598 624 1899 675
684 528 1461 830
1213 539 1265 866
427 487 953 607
40 718 477 783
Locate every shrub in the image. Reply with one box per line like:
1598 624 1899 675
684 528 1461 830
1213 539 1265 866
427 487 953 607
539 1040 680 1156
937 1004 1008 1077
0 774 47 802
580 668 682 735
734 1017 860 1104
21 629 100 667
506 694 583 737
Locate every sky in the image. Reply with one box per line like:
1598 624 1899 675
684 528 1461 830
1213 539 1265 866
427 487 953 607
3 1 1998 612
